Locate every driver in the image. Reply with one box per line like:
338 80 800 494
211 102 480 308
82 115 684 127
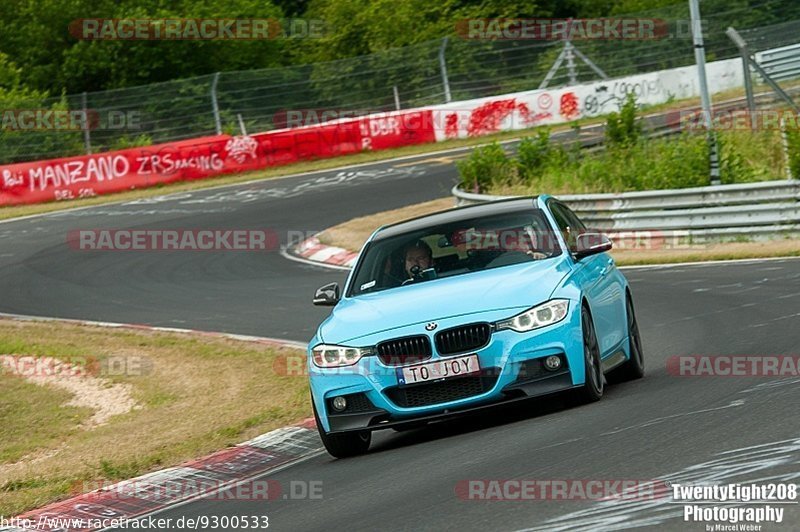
403 240 433 279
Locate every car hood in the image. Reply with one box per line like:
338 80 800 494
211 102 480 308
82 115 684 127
319 257 571 344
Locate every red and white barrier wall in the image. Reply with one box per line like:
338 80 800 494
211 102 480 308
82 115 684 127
0 59 742 206
430 58 742 140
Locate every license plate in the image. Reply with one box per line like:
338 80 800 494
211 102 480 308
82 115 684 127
396 354 480 385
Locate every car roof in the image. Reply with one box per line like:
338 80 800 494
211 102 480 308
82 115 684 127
372 196 540 241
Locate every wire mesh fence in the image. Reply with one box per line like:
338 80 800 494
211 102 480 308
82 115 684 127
3 0 800 165
740 19 800 89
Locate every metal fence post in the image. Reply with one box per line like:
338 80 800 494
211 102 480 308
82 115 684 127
439 37 452 103
726 27 800 114
81 91 92 154
211 72 222 135
741 45 757 130
689 0 721 186
726 27 757 131
393 86 401 110
565 42 578 85
781 117 793 180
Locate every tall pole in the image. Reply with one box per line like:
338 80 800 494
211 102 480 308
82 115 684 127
211 72 222 135
393 85 401 111
689 0 721 185
565 42 578 85
439 37 452 103
81 91 92 155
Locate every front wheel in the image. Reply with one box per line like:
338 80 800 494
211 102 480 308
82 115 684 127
312 397 371 458
610 294 645 382
575 305 604 403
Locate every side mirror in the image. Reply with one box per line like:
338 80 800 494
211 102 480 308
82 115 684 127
574 232 613 260
313 282 340 306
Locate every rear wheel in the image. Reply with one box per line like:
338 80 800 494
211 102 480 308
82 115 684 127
611 294 645 382
312 397 371 458
576 305 604 403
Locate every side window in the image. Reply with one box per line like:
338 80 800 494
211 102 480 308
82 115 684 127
559 203 587 232
549 202 584 251
550 203 570 233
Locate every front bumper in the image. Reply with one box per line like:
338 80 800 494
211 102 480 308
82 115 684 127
310 302 586 434
327 372 575 433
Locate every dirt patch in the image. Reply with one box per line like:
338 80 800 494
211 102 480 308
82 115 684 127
1 355 139 428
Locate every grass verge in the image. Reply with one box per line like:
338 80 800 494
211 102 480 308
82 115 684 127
315 198 800 265
0 319 309 517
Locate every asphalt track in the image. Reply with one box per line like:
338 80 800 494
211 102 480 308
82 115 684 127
2 145 800 530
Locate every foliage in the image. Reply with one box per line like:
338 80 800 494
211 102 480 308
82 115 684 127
461 94 787 195
784 127 800 179
2 0 800 164
0 54 85 163
3 0 800 97
107 134 153 151
456 142 515 192
475 129 786 196
463 97 787 195
0 0 285 94
605 93 641 148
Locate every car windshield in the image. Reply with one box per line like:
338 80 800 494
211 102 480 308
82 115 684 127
347 209 560 297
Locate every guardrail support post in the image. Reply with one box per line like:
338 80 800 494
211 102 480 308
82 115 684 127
439 37 452 103
211 72 222 135
393 85 401 111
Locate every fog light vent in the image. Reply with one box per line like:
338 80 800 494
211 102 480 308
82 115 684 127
544 355 562 371
331 396 347 412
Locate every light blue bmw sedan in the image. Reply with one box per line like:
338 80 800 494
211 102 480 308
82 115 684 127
309 196 644 458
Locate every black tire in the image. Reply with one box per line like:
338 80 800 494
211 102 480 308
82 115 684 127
312 398 371 458
576 305 604 403
611 294 645 382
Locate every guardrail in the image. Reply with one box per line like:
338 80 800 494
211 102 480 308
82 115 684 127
452 180 800 243
756 43 800 82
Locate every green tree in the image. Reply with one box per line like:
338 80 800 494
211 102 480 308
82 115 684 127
0 0 286 93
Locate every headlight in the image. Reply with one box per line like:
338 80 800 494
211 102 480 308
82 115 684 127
311 344 373 368
495 299 569 332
